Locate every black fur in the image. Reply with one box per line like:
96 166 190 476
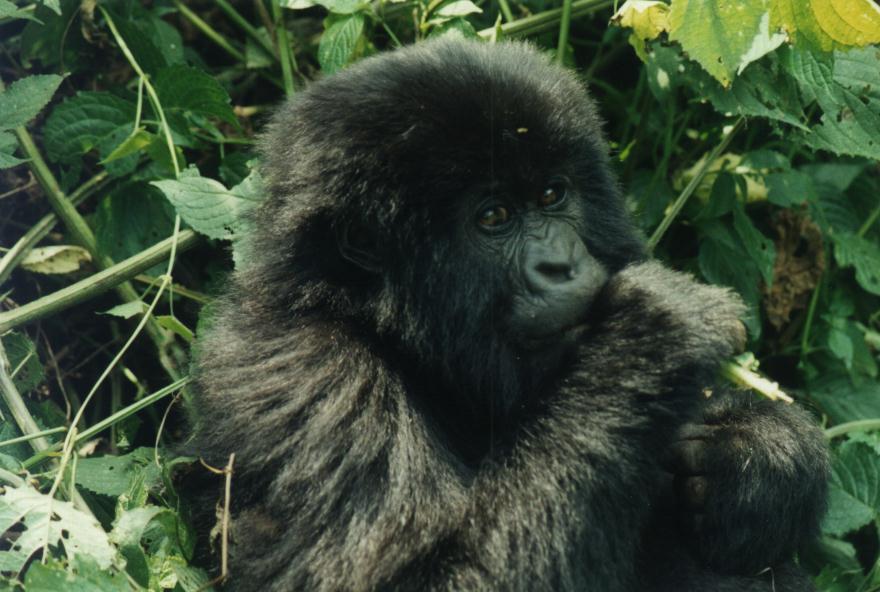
187 39 828 591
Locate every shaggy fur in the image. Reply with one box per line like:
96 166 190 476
187 39 829 591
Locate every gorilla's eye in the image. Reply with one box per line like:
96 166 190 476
539 183 567 208
477 205 512 229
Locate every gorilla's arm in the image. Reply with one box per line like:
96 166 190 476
669 389 829 574
193 262 745 591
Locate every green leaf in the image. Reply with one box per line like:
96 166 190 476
24 558 132 592
110 9 184 76
823 441 880 536
155 315 194 343
21 245 92 274
0 0 41 22
0 485 115 573
669 0 785 86
429 17 479 38
697 221 763 338
94 183 177 275
155 65 238 126
732 205 776 286
100 301 148 320
832 232 880 296
1 332 43 394
771 0 880 52
766 170 816 207
76 448 161 497
151 168 262 241
784 47 880 160
808 367 880 423
0 131 26 169
687 54 808 129
43 91 137 164
100 128 154 164
318 13 366 74
0 74 63 131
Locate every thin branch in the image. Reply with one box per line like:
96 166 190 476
0 230 199 334
647 117 745 251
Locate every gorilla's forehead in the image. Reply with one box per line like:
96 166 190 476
262 38 607 211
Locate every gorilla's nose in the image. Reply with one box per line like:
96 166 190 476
523 236 588 294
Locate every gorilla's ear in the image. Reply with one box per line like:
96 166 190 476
337 221 382 273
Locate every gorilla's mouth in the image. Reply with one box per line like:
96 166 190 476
519 318 591 350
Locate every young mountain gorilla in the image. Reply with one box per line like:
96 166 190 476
189 39 829 591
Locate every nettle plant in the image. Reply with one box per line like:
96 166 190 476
0 0 877 589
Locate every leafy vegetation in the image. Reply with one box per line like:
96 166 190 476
0 0 878 589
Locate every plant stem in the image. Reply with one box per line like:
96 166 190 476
173 0 245 62
556 0 573 63
857 203 880 238
0 230 199 334
21 376 191 470
825 419 880 440
497 0 515 22
646 117 745 251
272 1 296 96
0 342 53 453
478 0 610 38
217 0 277 57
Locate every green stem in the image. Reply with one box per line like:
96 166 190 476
478 0 610 38
0 342 53 453
217 0 277 58
272 2 296 96
646 117 745 251
173 0 245 62
556 0 573 63
497 0 515 22
0 427 67 449
0 230 199 334
857 203 880 238
22 377 191 470
800 274 823 357
825 419 880 440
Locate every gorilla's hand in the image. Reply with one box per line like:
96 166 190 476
589 261 746 386
667 390 829 574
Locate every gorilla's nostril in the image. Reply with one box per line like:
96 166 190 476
534 261 575 283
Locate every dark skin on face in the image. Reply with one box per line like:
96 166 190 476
341 176 607 356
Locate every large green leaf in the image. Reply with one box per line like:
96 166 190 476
669 0 785 86
42 91 137 164
155 65 237 126
76 448 161 498
94 183 177 274
832 233 880 296
784 47 880 160
24 558 131 592
0 74 63 131
823 441 880 536
152 168 263 241
771 0 880 52
318 13 366 74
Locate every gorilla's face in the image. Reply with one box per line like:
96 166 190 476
463 175 608 350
